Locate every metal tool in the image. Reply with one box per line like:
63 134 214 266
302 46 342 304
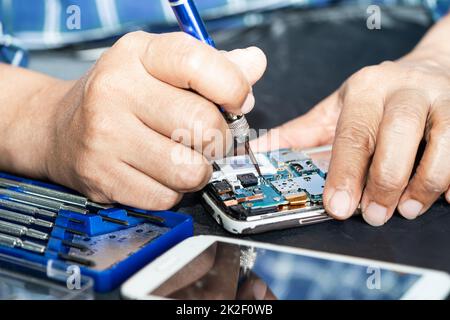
0 188 88 214
0 211 86 237
0 232 46 253
100 215 129 226
0 232 94 266
0 208 53 228
0 218 88 251
125 210 165 225
0 197 84 224
0 219 49 240
168 0 262 177
0 177 105 210
0 178 158 225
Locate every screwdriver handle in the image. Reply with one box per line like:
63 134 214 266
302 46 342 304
0 220 49 240
0 188 88 214
0 232 46 253
0 197 57 218
169 0 251 142
0 178 88 207
0 208 53 228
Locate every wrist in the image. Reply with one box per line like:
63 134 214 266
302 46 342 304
400 45 450 70
1 76 73 179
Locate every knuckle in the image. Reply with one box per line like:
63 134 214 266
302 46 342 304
114 31 146 49
153 191 181 210
415 167 449 193
335 124 376 156
82 108 114 146
194 103 227 132
347 65 381 87
179 44 208 77
178 163 212 191
420 175 448 193
370 170 406 193
84 70 117 98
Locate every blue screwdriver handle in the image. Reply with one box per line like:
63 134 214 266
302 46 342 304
168 0 216 48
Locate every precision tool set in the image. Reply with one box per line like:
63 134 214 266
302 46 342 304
0 172 193 293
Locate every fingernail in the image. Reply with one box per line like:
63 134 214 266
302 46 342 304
241 93 255 114
399 199 423 220
253 279 267 300
328 189 351 218
363 202 388 227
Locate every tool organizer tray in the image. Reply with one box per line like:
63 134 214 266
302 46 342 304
0 172 194 293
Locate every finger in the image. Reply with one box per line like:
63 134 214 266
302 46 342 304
323 91 384 221
137 32 253 114
224 47 267 85
446 188 450 203
398 100 450 219
94 161 182 210
113 74 232 158
250 91 340 151
361 89 429 226
119 115 213 193
224 47 267 114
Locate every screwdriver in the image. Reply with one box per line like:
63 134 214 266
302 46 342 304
0 208 86 237
0 219 88 251
168 0 262 177
0 197 83 224
0 177 162 225
0 232 94 266
0 188 88 214
0 188 129 226
0 177 105 210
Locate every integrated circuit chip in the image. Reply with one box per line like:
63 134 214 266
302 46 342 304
212 180 232 195
237 173 258 188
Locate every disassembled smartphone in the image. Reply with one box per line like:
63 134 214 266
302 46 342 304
202 145 336 234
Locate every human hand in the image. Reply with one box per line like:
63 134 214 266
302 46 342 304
254 52 450 226
41 31 266 210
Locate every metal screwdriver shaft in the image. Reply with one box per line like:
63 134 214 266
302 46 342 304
0 188 88 214
0 177 105 210
0 232 93 266
0 218 89 251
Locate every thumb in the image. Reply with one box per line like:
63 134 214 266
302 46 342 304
224 47 267 114
224 47 267 86
250 91 341 152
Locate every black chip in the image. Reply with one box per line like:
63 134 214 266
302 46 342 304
212 180 233 195
229 205 249 220
237 173 258 188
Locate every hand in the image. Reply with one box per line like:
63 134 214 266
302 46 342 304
38 31 266 210
254 53 450 226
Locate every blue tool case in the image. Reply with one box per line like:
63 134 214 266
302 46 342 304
0 172 193 293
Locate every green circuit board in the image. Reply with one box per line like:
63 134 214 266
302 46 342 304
206 148 331 220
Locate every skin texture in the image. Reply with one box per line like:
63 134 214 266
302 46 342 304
253 14 450 226
0 31 267 210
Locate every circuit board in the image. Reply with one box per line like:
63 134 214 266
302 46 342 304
205 148 331 221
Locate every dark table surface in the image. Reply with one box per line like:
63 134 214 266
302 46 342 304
29 5 447 299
